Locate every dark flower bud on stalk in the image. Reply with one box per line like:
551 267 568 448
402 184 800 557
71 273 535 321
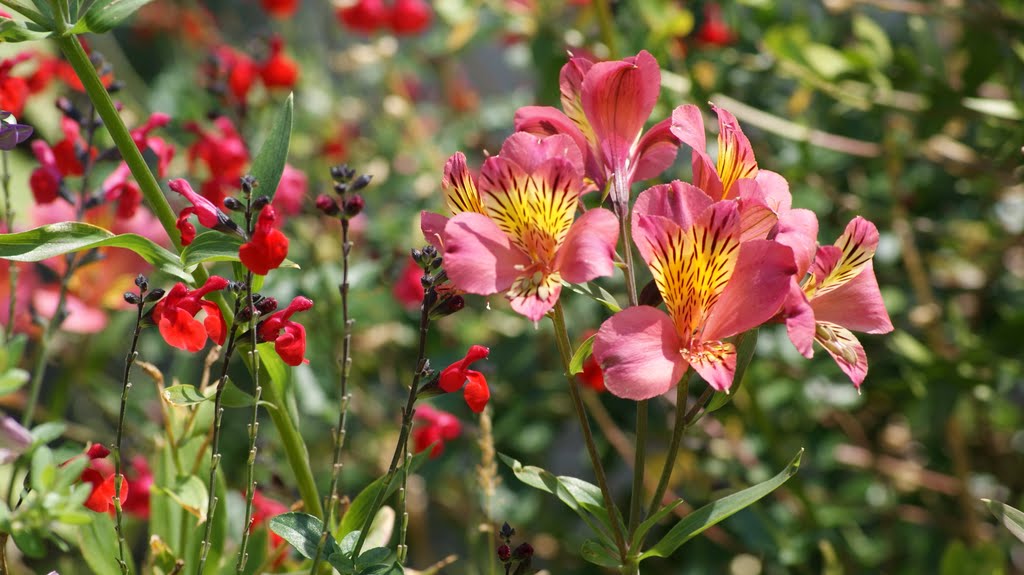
315 194 340 216
420 274 434 289
330 164 356 183
240 175 257 196
255 296 279 314
512 543 534 561
236 306 254 322
499 522 515 539
106 80 125 94
411 248 423 264
497 544 511 562
333 182 348 195
135 274 148 290
223 197 244 211
83 194 103 210
252 195 271 211
429 295 464 320
123 292 140 305
349 174 372 192
144 288 165 302
342 194 364 218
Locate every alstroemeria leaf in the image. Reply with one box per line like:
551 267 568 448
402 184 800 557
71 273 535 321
80 0 153 32
569 334 596 375
631 498 685 550
0 16 48 41
641 449 803 559
270 512 340 560
705 329 759 413
337 449 432 538
982 499 1024 544
249 93 293 203
157 475 208 521
580 539 620 568
565 281 622 313
0 222 189 281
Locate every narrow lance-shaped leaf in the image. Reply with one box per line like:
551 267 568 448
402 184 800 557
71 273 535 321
982 499 1024 544
569 334 596 375
337 449 432 537
81 0 154 33
641 449 803 560
249 94 293 203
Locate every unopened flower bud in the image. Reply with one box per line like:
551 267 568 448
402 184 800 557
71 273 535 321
316 194 340 215
240 175 257 196
512 543 534 561
330 164 355 183
499 522 515 539
223 196 244 211
237 306 254 322
123 292 140 304
252 196 271 211
145 288 165 302
429 295 464 320
420 274 434 289
411 248 423 264
134 274 148 290
255 296 279 314
349 174 372 192
497 544 511 562
342 194 364 218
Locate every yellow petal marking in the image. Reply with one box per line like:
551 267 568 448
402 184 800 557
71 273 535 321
811 224 876 298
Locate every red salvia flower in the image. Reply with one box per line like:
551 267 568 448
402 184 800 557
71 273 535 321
130 112 175 178
29 140 62 204
75 444 128 514
413 405 462 458
185 117 249 209
150 276 230 352
259 36 299 91
121 456 153 518
258 296 313 366
102 163 142 219
392 256 425 310
337 0 388 34
240 206 289 276
169 178 242 246
52 116 94 177
696 3 735 46
0 52 32 118
439 345 491 413
390 0 432 36
261 0 299 18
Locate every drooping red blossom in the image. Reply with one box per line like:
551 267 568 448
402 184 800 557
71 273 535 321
130 112 175 178
261 0 299 18
259 36 299 91
185 117 249 209
52 116 94 177
392 256 425 310
251 490 289 546
439 345 490 412
102 164 142 219
696 3 735 46
240 206 289 275
337 0 389 34
258 296 313 366
74 444 128 514
413 405 462 458
29 140 63 204
122 457 153 518
390 0 432 35
272 164 308 216
0 52 32 118
150 276 230 352
169 178 241 245
208 46 259 105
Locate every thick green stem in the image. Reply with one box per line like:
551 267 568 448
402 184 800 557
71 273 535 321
646 369 692 518
550 301 627 558
260 380 323 519
3 151 16 342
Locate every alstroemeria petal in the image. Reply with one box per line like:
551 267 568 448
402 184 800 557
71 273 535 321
783 279 816 358
555 208 619 284
775 208 819 279
631 117 679 182
442 152 484 215
702 239 796 342
815 321 868 387
668 104 707 154
499 131 584 177
734 180 778 242
508 276 562 322
559 55 596 140
753 170 792 212
682 340 737 393
811 260 893 334
632 180 712 244
813 217 880 297
712 105 758 199
594 306 686 401
443 212 530 295
420 211 449 250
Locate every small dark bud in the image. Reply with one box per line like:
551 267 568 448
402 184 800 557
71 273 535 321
342 194 364 218
429 295 464 320
222 197 244 211
240 175 258 195
638 279 663 308
145 288 165 302
255 296 279 314
410 248 423 264
123 292 140 305
330 164 356 183
429 255 443 270
134 274 148 290
349 174 372 192
499 522 515 539
422 245 437 258
237 306 253 322
106 80 125 94
252 196 271 211
315 194 340 216
333 182 348 195
420 274 434 289
511 543 534 561
83 194 103 210
497 544 511 562
229 281 245 292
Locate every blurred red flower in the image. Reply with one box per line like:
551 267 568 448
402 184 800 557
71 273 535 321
390 0 431 35
392 256 424 310
259 36 299 91
261 0 299 18
413 405 462 458
337 0 388 34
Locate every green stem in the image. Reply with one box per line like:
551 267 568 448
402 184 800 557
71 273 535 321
628 400 647 534
3 150 16 342
646 369 692 518
550 301 627 558
22 252 77 425
259 372 324 519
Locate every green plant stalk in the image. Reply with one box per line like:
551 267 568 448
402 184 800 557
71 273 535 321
310 216 355 573
646 369 692 519
3 151 17 342
111 284 148 575
550 301 627 558
397 449 411 565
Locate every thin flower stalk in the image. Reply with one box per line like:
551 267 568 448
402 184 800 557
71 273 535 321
550 301 627 558
645 368 692 518
3 150 16 342
310 208 356 573
397 448 411 564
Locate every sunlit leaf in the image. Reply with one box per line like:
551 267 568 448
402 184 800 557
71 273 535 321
569 334 596 375
80 0 154 33
249 94 293 203
982 499 1024 544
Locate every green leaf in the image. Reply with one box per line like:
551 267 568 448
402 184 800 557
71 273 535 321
157 474 208 521
357 546 393 567
0 222 189 281
30 421 65 446
13 529 45 558
565 281 621 313
30 446 56 492
162 382 256 408
0 16 48 41
631 498 684 550
338 449 432 537
249 94 293 203
580 539 620 568
569 335 596 375
705 329 758 413
641 449 803 560
269 512 339 560
162 384 207 406
180 231 299 271
982 499 1024 544
79 512 135 574
80 0 153 32
0 368 29 396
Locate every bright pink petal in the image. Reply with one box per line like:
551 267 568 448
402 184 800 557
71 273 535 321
420 211 449 250
594 306 686 401
499 131 584 177
734 180 778 243
442 212 529 295
811 260 893 334
631 181 712 263
754 170 792 212
441 152 484 215
815 322 868 388
33 291 107 333
684 340 737 393
775 208 819 279
555 208 619 283
669 104 707 153
631 117 679 182
711 105 759 199
702 239 797 341
782 278 815 358
508 280 562 322
559 55 595 132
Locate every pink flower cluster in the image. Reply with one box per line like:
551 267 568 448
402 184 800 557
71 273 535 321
423 50 893 400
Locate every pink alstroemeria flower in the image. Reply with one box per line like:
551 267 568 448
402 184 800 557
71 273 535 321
515 50 679 206
423 132 619 321
781 217 893 388
593 182 795 399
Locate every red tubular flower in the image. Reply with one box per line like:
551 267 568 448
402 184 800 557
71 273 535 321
439 345 490 412
169 178 242 245
52 116 92 176
150 276 230 352
29 140 62 204
258 296 313 366
413 405 462 458
0 52 33 118
261 0 299 18
185 118 249 209
392 256 425 310
122 457 153 518
77 444 128 514
240 206 289 275
337 0 388 34
390 0 432 35
259 36 299 91
102 163 141 219
576 332 605 392
696 3 735 46
130 112 175 178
